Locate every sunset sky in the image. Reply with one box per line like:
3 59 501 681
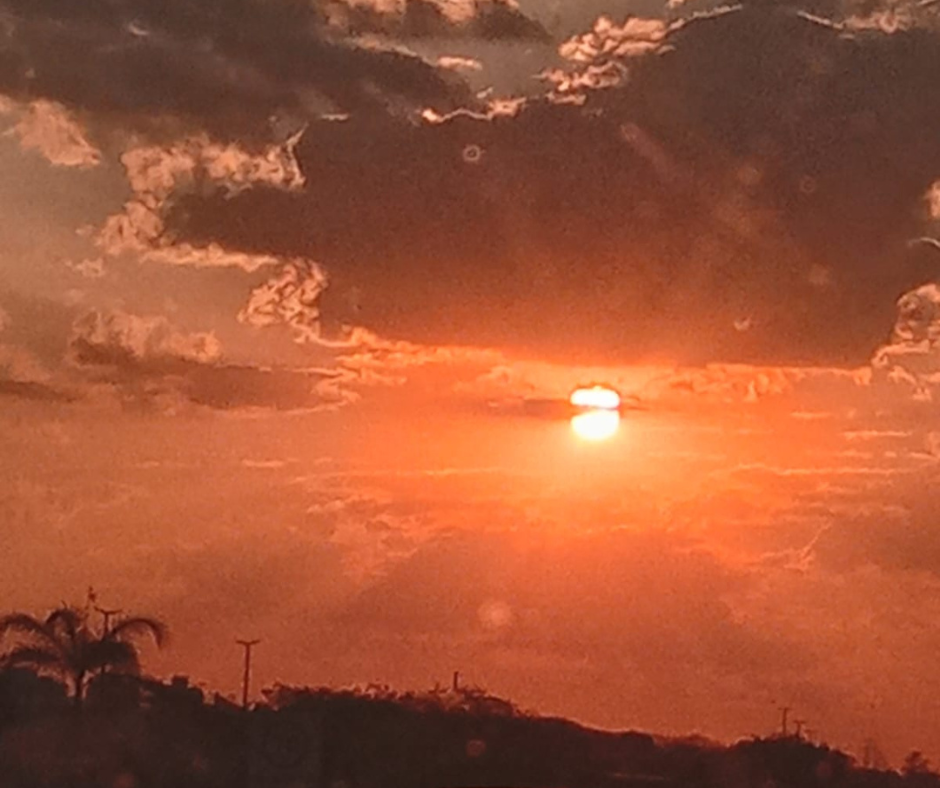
4 0 940 766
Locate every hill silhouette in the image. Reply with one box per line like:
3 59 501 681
0 666 936 788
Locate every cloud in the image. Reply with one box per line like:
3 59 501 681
238 260 329 343
84 131 334 370
0 0 473 143
871 283 940 398
700 452 940 590
64 258 106 279
321 0 550 41
94 134 308 272
331 328 500 370
835 0 940 33
120 133 307 199
3 99 101 168
543 8 740 100
166 4 940 367
640 363 872 413
143 529 355 630
0 292 495 413
548 14 674 88
436 55 484 72
69 309 222 367
0 303 70 402
0 342 58 389
0 378 74 403
67 309 336 412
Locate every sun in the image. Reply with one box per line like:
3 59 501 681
569 385 621 442
571 409 621 441
570 385 621 411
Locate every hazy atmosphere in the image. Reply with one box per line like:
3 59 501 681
3 0 940 770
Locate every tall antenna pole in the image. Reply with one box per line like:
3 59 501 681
237 639 261 709
778 706 790 737
95 607 123 635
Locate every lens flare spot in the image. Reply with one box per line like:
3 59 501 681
478 599 513 631
462 143 484 164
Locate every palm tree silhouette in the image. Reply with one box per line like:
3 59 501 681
0 605 167 707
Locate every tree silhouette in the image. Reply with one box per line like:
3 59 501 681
903 751 934 776
0 605 167 707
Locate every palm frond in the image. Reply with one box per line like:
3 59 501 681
0 613 56 645
107 616 168 648
84 640 141 675
0 645 65 674
46 607 84 644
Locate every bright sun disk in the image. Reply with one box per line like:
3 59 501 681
570 386 621 410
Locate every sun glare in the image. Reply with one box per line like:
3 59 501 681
569 385 621 441
571 409 621 441
570 386 621 410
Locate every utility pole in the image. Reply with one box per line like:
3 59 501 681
778 706 790 737
236 639 261 709
794 719 806 739
452 671 460 692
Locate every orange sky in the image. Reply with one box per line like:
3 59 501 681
2 0 940 769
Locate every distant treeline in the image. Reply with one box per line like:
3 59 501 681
0 667 937 788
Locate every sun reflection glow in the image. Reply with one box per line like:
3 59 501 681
571 409 621 441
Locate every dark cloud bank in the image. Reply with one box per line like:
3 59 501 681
0 0 502 141
6 0 940 366
168 4 940 366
